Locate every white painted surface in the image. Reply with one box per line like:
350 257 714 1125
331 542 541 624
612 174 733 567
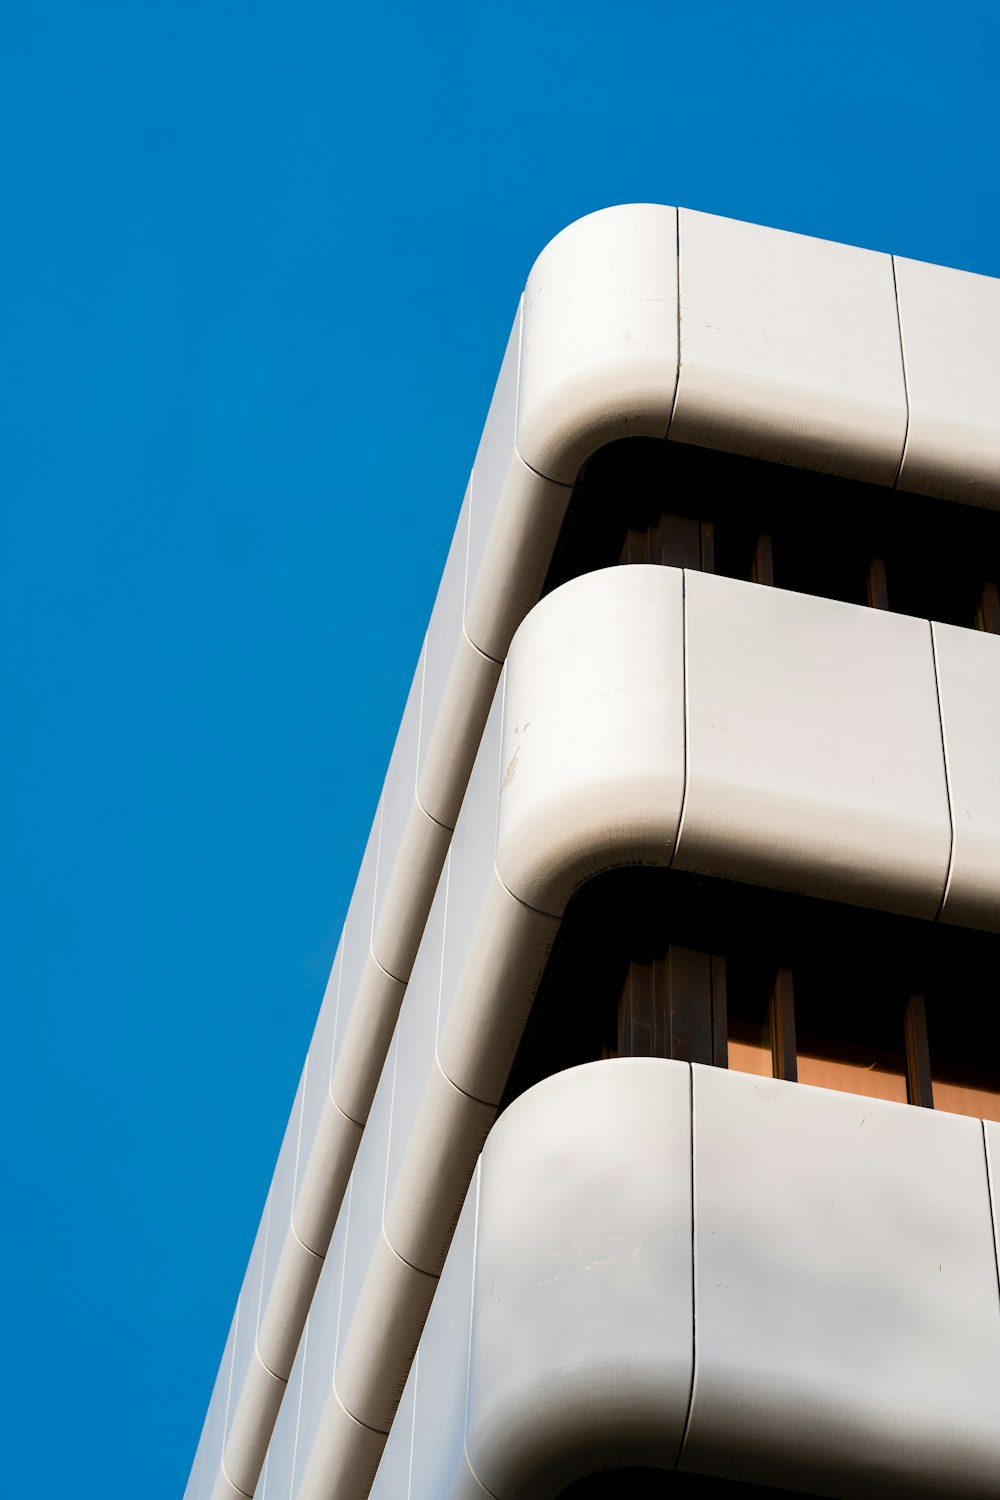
255 1335 304 1500
188 210 1000 1500
288 1181 352 1500
382 870 495 1275
497 565 685 914
677 570 952 916
406 1181 492 1500
895 254 1000 505
290 916 361 1265
467 1061 694 1498
295 1384 385 1500
366 1353 416 1500
671 209 908 483
371 646 452 981
986 1121 1000 1275
435 687 558 1103
208 1469 249 1500
417 479 502 829
293 947 341 1244
330 1036 437 1436
258 1081 318 1381
684 1065 1000 1496
517 203 680 484
329 953 404 1129
222 1199 270 1493
223 1346 283 1496
327 807 406 1129
464 309 570 665
187 1313 236 1500
933 622 1000 931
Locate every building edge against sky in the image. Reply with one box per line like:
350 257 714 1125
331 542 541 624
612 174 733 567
186 205 1000 1500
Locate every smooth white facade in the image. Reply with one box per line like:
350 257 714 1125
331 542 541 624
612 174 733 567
186 206 1000 1500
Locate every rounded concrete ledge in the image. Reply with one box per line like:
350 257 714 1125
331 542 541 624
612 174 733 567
516 204 680 485
374 1059 1000 1500
190 211 1000 1500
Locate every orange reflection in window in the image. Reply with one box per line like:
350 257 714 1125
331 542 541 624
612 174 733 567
727 1039 773 1078
933 1080 1000 1123
797 1053 907 1104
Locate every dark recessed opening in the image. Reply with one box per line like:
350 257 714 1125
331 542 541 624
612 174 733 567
552 1467 829 1497
499 868 1000 1120
542 439 1000 632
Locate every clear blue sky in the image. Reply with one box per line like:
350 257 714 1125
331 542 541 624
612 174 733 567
3 2 998 1493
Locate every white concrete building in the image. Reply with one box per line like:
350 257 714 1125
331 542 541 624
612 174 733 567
185 206 1000 1500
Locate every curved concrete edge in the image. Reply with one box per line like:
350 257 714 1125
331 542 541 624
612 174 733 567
895 254 1000 505
671 208 907 485
516 203 680 485
189 209 1000 1497
681 1065 1000 1498
368 1060 1000 1500
932 621 1000 932
496 565 686 915
495 565 954 927
204 563 1000 1498
277 567 998 1497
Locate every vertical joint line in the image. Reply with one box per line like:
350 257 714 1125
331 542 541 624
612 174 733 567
670 568 690 866
666 207 682 437
890 255 911 491
675 1063 698 1470
982 1121 1000 1314
929 621 956 921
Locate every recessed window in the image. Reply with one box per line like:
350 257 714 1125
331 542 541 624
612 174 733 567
555 1466 836 1497
544 439 1000 635
501 870 1000 1121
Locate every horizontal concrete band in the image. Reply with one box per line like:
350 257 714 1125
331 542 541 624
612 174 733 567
188 206 1000 1500
375 1059 1000 1500
259 566 1000 1500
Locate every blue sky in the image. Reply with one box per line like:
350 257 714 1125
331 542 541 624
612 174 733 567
3 2 998 1493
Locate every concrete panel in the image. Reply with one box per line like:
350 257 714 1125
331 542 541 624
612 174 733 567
496 566 685 914
292 1183 352 1500
295 1390 386 1500
292 940 364 1257
295 945 340 1208
292 1092 361 1260
933 622 1000 931
330 803 405 1126
677 570 952 916
371 645 452 981
255 1333 304 1500
986 1121 1000 1279
418 483 501 829
467 1061 694 1498
223 1199 270 1489
208 1470 248 1500
464 309 571 664
258 1078 319 1381
895 255 1000 505
417 478 502 831
408 1175 493 1500
223 1347 283 1496
383 869 495 1274
684 1065 1000 1496
336 1224 436 1436
671 209 907 483
328 807 395 1123
333 1038 437 1433
330 950 405 1128
517 203 679 484
367 1354 416 1500
187 1312 237 1500
435 687 558 1103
